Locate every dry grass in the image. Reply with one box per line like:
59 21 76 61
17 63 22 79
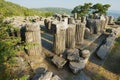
85 36 120 80
103 36 120 75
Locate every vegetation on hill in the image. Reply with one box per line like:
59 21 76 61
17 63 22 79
0 0 53 18
34 7 72 15
0 0 53 80
117 16 120 21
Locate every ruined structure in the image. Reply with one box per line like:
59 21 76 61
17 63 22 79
4 12 120 79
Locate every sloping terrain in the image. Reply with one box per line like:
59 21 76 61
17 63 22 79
0 0 53 18
34 7 72 15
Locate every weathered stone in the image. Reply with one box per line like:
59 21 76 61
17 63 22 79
47 20 52 30
38 72 53 80
108 16 114 25
100 15 106 31
66 24 76 49
96 45 109 60
74 13 77 19
86 19 101 34
53 23 66 55
84 28 91 39
81 50 90 59
67 49 80 62
52 55 67 68
63 17 68 27
44 19 49 28
25 23 44 69
75 23 85 44
51 75 61 80
69 58 85 74
81 16 86 23
68 17 75 24
105 16 109 28
105 36 115 47
25 23 42 56
32 68 47 80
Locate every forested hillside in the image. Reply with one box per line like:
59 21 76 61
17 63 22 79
0 0 53 18
34 7 72 15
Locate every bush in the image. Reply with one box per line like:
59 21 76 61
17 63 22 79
117 16 120 21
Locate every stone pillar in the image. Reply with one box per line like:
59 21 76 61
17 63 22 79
66 24 76 49
81 50 90 64
84 28 91 39
86 19 101 34
105 16 109 28
74 13 77 19
100 15 106 31
53 23 66 55
25 23 44 69
75 23 85 44
25 23 42 56
47 20 52 30
68 17 75 24
94 19 101 34
44 19 49 29
57 15 62 21
81 16 86 23
108 16 114 25
63 17 68 26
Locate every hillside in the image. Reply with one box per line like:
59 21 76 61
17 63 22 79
0 0 53 18
34 7 72 15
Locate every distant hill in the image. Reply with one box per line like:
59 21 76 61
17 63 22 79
34 7 72 15
108 10 120 19
0 0 53 18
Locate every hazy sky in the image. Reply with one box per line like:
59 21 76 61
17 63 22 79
6 0 120 10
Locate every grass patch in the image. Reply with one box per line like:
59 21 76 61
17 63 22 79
103 36 120 75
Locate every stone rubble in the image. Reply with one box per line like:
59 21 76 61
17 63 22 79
52 55 67 68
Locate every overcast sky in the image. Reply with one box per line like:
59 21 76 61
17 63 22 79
6 0 120 11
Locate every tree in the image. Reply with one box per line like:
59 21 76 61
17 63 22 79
92 3 111 16
71 3 92 17
117 16 120 21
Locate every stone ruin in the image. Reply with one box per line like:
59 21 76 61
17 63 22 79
3 13 120 79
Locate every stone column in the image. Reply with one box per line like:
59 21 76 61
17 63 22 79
53 23 66 55
81 50 90 64
104 16 109 28
68 17 75 24
75 23 85 44
81 16 86 23
86 19 101 34
108 16 114 25
47 20 52 30
63 17 68 26
44 19 49 29
100 15 106 31
25 23 44 69
84 28 91 39
94 19 101 34
66 24 76 49
74 13 77 19
25 23 42 56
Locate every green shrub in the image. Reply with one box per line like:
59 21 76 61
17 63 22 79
117 16 120 21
